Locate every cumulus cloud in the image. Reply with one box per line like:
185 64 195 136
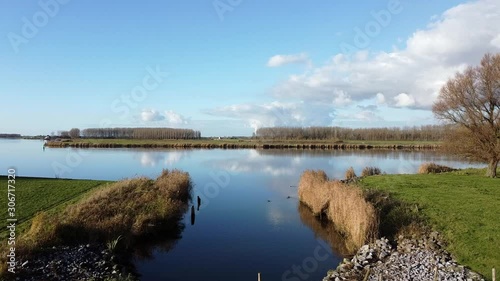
376 93 386 105
164 110 189 125
141 109 165 122
140 109 189 125
271 0 500 109
267 53 310 67
393 93 416 107
205 101 335 132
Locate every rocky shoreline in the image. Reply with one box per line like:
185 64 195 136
9 244 136 281
323 232 484 281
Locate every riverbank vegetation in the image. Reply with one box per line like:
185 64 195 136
255 125 446 141
298 167 499 280
45 137 441 150
79 127 201 139
0 170 192 277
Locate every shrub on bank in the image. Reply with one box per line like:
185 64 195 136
361 166 382 177
418 163 455 174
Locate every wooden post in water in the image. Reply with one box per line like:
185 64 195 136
258 272 261 281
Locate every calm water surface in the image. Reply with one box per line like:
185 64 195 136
0 139 482 281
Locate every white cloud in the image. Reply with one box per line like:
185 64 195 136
376 93 386 105
271 0 500 109
205 101 335 132
164 110 188 125
141 109 164 122
267 53 310 67
140 109 189 125
393 93 416 107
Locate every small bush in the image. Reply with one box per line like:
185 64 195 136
361 166 382 177
418 162 455 174
345 167 357 180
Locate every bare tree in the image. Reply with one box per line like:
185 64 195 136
59 130 70 138
433 53 500 178
69 128 80 139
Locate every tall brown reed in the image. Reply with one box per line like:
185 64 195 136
298 170 379 252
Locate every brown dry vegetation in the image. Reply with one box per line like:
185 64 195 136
345 167 357 180
298 170 378 252
2 170 192 269
418 162 455 174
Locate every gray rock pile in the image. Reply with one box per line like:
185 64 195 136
324 233 484 281
12 244 136 281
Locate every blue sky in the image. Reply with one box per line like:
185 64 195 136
1 0 499 136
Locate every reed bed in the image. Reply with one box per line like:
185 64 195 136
298 170 379 251
19 170 192 255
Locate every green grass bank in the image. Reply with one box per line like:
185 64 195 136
0 176 110 240
359 168 499 280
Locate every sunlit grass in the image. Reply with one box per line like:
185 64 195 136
0 176 110 239
359 168 500 280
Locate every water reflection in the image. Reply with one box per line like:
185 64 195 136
298 203 353 256
135 150 189 167
190 205 196 226
133 218 186 260
209 149 480 180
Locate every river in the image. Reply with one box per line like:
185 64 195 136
0 139 482 281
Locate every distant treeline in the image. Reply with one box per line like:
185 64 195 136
80 127 201 139
255 125 447 141
0 134 21 138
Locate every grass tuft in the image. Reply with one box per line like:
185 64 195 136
361 166 382 177
345 167 357 180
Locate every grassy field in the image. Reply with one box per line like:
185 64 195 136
359 168 500 280
0 176 110 239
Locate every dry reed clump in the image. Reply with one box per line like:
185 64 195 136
361 166 382 177
21 170 192 250
298 170 331 215
298 170 379 251
345 167 357 180
325 181 378 249
418 162 455 174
